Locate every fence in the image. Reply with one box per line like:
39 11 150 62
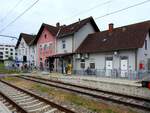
72 69 150 80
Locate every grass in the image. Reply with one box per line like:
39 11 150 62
0 63 20 74
3 77 137 113
2 77 20 82
31 84 52 93
27 82 136 113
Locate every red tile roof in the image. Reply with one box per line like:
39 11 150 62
58 16 99 38
32 24 59 45
32 16 100 44
76 20 150 53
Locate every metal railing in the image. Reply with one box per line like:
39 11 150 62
53 69 149 80
72 69 150 80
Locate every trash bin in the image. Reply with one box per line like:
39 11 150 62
141 81 149 87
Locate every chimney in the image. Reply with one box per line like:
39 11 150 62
78 18 81 24
109 23 114 32
56 22 60 28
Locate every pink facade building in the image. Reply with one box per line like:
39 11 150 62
33 23 59 70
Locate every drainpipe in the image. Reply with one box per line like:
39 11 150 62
55 27 61 72
135 49 138 71
72 34 75 73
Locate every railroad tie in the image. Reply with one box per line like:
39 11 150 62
15 97 33 103
18 99 39 105
27 105 50 112
44 108 57 113
23 102 44 108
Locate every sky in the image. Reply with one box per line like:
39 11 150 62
0 0 150 45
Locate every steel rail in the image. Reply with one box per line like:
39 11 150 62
0 79 76 113
0 91 27 113
17 75 150 111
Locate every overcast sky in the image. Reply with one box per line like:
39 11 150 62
0 0 150 45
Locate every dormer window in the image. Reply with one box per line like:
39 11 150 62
145 39 147 50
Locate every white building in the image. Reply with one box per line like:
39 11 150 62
49 17 100 73
76 21 150 78
0 44 15 61
15 33 36 68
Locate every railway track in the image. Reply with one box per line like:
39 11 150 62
0 91 25 113
17 75 150 112
0 79 76 113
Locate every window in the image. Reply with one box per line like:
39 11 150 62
80 59 85 69
25 48 27 54
5 48 8 50
44 44 47 50
0 52 3 55
90 63 95 69
49 43 53 49
22 49 24 54
5 55 8 57
39 45 42 51
19 49 21 55
5 51 8 54
0 48 4 50
10 48 13 51
145 40 147 50
44 34 47 39
15 53 17 55
10 53 13 55
32 48 35 53
62 40 66 49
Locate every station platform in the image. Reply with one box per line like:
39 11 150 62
17 72 150 99
0 101 11 113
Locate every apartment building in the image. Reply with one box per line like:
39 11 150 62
0 44 15 61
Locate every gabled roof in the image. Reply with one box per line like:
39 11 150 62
57 16 100 38
32 23 59 45
32 17 100 45
15 33 36 49
76 20 150 53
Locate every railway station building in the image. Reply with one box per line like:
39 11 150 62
75 20 150 78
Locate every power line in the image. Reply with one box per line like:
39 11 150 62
95 0 150 20
0 0 40 33
0 34 18 39
61 0 112 21
0 0 24 22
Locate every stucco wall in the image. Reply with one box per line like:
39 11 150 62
16 37 29 62
56 22 96 54
37 28 56 67
57 35 73 54
74 23 95 51
74 50 136 71
137 33 150 70
29 45 37 66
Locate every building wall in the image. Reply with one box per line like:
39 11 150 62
37 28 56 68
74 50 136 71
0 44 15 60
29 45 37 67
57 22 96 54
16 37 30 67
137 33 150 70
57 35 73 54
74 23 95 51
56 22 96 73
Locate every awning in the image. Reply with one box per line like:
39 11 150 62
49 53 74 58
